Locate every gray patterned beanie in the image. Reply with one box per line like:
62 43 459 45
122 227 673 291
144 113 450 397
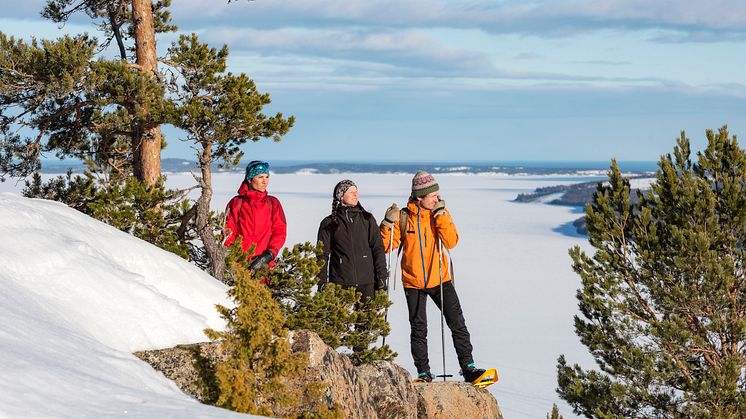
411 170 439 198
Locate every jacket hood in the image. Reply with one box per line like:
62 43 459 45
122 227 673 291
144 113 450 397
339 204 363 214
237 181 268 201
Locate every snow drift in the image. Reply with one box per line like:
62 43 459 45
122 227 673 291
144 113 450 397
0 192 252 418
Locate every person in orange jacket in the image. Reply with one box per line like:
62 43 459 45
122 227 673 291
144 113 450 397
380 170 485 383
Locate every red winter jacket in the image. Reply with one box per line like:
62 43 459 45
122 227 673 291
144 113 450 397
224 181 287 266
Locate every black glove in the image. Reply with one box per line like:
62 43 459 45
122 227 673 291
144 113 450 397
248 250 274 271
375 277 387 292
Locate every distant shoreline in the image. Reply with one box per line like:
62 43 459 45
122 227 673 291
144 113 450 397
38 158 658 176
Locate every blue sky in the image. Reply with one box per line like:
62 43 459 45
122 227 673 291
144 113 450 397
3 0 746 162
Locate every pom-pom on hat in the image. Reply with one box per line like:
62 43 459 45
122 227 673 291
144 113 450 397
411 170 439 198
245 160 270 181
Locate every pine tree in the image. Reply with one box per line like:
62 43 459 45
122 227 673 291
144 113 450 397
84 174 190 258
557 126 746 418
265 242 396 365
547 404 564 419
40 0 177 185
205 244 334 417
23 170 97 214
0 32 166 180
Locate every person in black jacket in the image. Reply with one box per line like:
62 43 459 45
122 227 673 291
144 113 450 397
317 179 388 301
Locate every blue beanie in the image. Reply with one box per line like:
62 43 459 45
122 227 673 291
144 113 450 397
245 160 270 181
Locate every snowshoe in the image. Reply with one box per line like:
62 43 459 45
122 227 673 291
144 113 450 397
464 368 499 388
413 371 433 383
462 365 498 389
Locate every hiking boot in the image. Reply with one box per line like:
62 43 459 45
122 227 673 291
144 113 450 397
461 364 486 383
414 371 433 383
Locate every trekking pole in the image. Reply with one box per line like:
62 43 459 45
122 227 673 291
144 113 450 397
382 225 394 347
435 238 452 382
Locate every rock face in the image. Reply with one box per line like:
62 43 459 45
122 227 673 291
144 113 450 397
135 330 502 418
134 341 224 403
356 361 419 419
287 329 377 418
415 381 503 419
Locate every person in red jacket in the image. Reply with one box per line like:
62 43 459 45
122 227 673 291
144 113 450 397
224 160 287 272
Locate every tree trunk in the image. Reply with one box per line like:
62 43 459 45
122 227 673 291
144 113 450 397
131 0 161 187
195 143 227 283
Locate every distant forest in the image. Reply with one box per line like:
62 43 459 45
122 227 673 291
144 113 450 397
514 176 649 207
515 176 650 235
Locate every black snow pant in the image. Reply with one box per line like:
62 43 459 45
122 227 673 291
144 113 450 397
331 281 375 301
404 280 474 374
352 282 375 302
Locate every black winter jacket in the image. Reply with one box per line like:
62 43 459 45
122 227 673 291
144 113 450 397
317 205 388 290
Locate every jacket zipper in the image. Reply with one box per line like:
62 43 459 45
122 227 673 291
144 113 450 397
416 208 429 288
346 207 359 285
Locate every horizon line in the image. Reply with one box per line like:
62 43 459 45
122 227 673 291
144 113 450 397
42 158 659 164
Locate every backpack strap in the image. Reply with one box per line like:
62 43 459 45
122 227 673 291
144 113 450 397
222 196 245 246
397 207 409 257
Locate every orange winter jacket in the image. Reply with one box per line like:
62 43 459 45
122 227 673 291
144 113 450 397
380 201 458 289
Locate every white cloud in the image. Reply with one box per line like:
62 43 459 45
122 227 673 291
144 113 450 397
6 1 746 97
555 0 746 31
9 0 746 41
199 27 496 77
171 0 746 38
